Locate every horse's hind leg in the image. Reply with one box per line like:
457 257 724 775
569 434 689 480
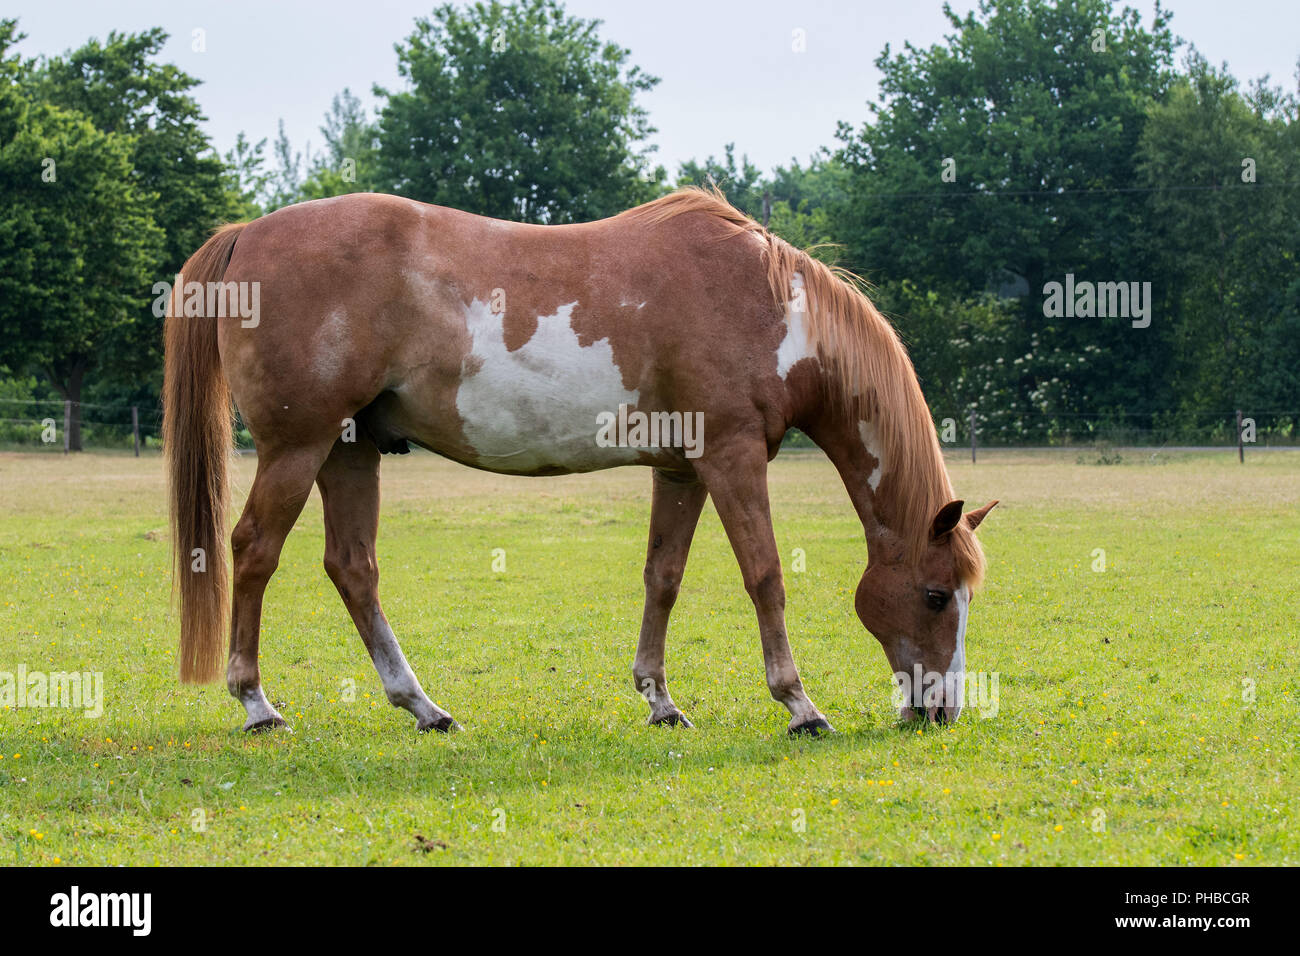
228 444 333 731
633 469 707 726
316 437 457 733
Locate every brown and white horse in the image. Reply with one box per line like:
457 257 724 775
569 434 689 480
163 187 996 735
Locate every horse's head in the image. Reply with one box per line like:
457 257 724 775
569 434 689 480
855 499 997 724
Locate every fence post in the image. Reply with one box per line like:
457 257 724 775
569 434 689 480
63 400 70 455
1236 409 1244 464
132 405 140 457
969 406 977 464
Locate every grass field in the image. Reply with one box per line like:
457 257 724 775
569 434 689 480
1 446 1297 866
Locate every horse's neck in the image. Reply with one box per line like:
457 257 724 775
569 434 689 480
804 408 889 545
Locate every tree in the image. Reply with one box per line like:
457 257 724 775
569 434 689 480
763 152 849 254
26 27 232 440
676 143 765 215
871 278 1093 442
833 0 1179 427
1137 54 1300 429
299 88 382 200
223 131 270 220
375 0 661 222
0 20 162 450
260 119 305 212
675 147 847 253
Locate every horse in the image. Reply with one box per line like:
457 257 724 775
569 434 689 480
162 186 996 735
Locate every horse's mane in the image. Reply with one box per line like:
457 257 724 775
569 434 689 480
622 187 985 587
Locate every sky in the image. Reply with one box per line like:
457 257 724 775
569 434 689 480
8 0 1300 176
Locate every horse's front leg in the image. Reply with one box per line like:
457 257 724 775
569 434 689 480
632 468 708 726
696 442 834 735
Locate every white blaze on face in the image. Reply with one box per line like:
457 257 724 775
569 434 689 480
776 272 815 379
456 299 641 470
947 585 970 718
857 420 884 491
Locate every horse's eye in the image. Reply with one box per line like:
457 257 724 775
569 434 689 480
924 589 950 611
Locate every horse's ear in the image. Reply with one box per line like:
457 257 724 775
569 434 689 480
964 500 999 531
931 500 965 540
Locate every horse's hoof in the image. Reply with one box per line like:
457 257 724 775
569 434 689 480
649 710 694 728
788 717 835 737
243 714 287 733
418 714 460 734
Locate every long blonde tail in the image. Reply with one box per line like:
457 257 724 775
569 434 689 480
163 223 246 683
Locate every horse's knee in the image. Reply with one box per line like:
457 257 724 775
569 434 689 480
643 564 682 609
745 568 785 611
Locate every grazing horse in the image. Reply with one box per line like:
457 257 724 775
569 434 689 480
163 187 996 735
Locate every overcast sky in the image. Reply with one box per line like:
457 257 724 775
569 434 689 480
9 1 1299 176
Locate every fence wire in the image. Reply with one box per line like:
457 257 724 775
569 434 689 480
0 398 1295 452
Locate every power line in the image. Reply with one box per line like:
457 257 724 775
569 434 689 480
855 181 1300 201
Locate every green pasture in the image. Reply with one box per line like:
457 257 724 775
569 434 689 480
0 447 1296 865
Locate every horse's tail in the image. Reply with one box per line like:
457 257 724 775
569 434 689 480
163 222 247 684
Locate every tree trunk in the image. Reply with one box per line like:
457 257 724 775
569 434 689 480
49 360 87 452
67 364 84 452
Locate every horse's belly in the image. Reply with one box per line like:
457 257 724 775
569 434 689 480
450 299 645 473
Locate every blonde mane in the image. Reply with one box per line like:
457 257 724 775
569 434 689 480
624 187 985 587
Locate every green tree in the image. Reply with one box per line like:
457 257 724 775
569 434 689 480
263 119 305 212
1137 54 1300 430
28 27 232 434
375 0 661 222
299 88 382 200
675 147 847 252
833 0 1179 427
872 279 1095 442
676 143 765 215
0 20 162 450
763 152 849 253
223 131 269 220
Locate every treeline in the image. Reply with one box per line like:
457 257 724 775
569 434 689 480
2 0 1297 450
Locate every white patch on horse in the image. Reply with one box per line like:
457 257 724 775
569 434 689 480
366 608 445 725
857 419 884 491
238 685 283 729
776 271 815 379
312 308 350 382
947 586 970 719
456 299 641 471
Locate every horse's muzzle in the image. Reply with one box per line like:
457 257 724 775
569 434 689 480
906 703 962 724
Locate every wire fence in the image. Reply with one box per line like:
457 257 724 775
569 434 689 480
0 398 160 453
1 397 1296 456
931 408 1299 452
0 398 259 452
